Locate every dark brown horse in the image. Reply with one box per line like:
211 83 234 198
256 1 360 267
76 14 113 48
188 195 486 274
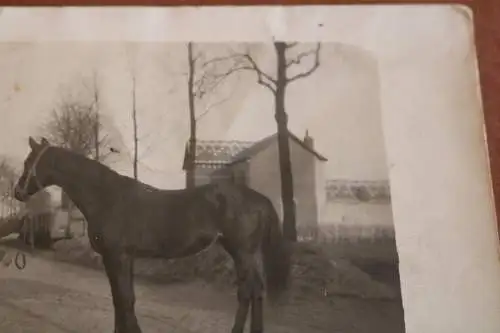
14 137 290 333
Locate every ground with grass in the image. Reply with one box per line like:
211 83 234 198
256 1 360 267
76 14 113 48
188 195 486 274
52 236 400 300
45 235 406 333
0 233 405 332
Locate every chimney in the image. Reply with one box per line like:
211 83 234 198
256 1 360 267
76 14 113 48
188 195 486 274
303 129 314 149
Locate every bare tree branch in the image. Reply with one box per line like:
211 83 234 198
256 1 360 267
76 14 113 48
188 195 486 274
199 54 240 70
192 49 204 64
196 95 232 121
193 63 245 100
221 46 283 93
192 50 246 100
284 42 299 49
42 78 110 159
138 141 156 160
0 156 21 212
138 132 153 142
286 48 317 67
131 71 139 180
287 43 322 83
185 43 246 188
189 46 247 119
240 53 277 92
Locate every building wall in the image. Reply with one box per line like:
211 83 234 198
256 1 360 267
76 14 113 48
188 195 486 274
228 161 249 185
193 162 249 186
26 190 52 215
246 141 280 207
247 137 324 230
320 199 394 240
194 165 242 186
193 167 220 186
322 200 393 227
189 137 325 232
315 153 327 231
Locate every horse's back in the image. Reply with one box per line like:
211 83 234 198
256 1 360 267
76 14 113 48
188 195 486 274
109 181 275 259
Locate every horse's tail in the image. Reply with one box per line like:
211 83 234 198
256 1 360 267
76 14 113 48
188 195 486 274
261 201 291 302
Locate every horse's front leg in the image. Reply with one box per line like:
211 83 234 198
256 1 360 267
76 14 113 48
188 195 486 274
102 251 142 333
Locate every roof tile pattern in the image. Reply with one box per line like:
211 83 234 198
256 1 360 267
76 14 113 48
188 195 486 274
189 132 327 169
194 140 254 165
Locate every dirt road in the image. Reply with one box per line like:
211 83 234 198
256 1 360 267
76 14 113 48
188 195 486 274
0 253 251 333
0 252 404 333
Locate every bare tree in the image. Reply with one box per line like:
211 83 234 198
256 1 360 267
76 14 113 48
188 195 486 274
43 76 111 160
186 42 321 240
0 157 16 185
233 42 322 242
0 157 51 243
0 157 20 216
90 72 101 161
185 42 243 189
186 42 196 189
131 72 138 180
124 45 140 181
43 76 111 237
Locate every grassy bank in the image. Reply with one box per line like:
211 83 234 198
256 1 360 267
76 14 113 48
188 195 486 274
51 236 401 302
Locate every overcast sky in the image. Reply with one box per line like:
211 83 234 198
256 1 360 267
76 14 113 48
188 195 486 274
0 5 470 190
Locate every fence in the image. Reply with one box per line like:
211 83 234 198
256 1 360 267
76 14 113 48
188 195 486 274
0 181 22 220
0 181 71 248
317 224 395 242
297 224 395 242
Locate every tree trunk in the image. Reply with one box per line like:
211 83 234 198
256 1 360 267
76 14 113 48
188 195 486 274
186 42 197 189
274 42 297 242
93 79 100 162
132 75 138 180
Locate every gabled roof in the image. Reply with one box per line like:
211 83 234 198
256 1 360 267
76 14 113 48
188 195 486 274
182 131 328 170
231 132 328 164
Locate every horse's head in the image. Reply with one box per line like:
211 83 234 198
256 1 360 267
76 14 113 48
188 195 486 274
14 136 53 202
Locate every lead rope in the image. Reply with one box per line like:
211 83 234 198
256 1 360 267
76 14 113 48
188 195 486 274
13 145 50 271
14 216 30 270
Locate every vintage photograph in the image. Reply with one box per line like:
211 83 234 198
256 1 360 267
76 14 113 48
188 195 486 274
0 41 404 332
0 4 477 333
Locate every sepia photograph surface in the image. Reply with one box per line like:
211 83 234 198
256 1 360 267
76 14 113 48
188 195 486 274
0 5 491 333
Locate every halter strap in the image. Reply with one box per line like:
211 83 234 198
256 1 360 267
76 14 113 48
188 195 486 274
21 145 50 194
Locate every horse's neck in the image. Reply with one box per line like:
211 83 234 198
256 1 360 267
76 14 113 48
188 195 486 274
52 153 118 222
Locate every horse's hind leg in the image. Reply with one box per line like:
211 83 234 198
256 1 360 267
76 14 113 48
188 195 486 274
250 268 264 333
239 255 264 333
219 238 250 333
219 238 263 333
233 283 251 333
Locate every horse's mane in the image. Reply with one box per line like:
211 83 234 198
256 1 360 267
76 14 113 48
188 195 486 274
51 146 161 192
50 146 195 193
52 146 121 181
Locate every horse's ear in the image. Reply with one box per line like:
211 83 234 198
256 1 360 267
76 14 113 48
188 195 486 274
40 137 49 146
28 136 39 150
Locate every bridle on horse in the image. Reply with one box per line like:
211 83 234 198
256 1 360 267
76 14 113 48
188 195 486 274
18 145 50 198
14 144 50 270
